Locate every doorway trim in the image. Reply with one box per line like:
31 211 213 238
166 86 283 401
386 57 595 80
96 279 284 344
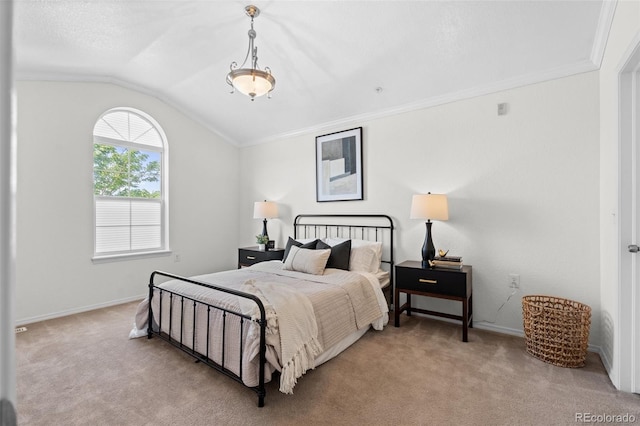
0 0 16 422
617 30 640 394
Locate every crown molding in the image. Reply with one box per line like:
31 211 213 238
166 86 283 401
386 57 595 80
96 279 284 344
17 57 599 149
590 0 618 68
245 59 599 147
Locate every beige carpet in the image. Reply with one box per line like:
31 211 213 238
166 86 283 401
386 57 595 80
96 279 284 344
15 301 639 426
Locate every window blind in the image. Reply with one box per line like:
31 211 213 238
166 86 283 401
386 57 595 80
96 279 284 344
95 197 162 253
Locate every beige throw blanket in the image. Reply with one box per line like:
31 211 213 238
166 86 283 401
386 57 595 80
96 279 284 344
240 279 323 394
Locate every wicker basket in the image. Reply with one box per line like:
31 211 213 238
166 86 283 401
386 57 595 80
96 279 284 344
522 295 591 368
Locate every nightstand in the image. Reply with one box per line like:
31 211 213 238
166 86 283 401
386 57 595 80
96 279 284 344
394 261 473 342
238 246 285 268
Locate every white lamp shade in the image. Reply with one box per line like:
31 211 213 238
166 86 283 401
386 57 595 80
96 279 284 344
253 201 278 219
410 194 449 221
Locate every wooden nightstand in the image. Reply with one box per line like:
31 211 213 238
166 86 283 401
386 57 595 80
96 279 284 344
394 261 473 342
238 246 285 268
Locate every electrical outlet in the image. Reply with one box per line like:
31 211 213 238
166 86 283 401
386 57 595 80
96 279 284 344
509 273 520 289
174 254 181 263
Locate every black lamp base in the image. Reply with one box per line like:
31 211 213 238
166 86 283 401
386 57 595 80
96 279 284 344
261 219 270 250
421 220 435 267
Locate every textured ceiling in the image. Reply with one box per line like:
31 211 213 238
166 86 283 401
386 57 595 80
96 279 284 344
14 1 612 146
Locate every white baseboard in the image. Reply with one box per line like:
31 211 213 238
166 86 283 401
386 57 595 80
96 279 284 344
16 294 145 326
473 321 525 337
474 321 602 354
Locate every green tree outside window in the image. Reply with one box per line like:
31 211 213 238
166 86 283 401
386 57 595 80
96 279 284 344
93 144 161 199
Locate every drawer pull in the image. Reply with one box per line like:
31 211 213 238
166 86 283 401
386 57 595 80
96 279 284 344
246 256 256 260
419 278 437 284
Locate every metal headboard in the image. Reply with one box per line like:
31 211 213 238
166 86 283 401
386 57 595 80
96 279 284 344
294 214 395 301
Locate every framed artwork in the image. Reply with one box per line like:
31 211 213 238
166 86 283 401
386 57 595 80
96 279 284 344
315 127 363 202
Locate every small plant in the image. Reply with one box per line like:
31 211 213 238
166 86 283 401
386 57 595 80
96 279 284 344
256 234 269 244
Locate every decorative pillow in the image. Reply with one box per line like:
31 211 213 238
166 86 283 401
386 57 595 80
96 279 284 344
349 246 378 273
282 246 331 275
323 238 382 273
316 239 351 271
282 237 319 262
352 239 383 265
293 238 318 244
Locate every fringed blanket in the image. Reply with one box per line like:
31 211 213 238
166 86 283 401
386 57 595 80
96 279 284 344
240 279 323 394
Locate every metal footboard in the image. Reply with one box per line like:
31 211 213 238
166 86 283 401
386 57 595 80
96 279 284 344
146 271 268 407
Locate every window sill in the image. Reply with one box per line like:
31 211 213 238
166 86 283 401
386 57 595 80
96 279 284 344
92 250 172 264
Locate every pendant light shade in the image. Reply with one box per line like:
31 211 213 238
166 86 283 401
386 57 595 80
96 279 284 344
226 68 275 99
226 5 276 101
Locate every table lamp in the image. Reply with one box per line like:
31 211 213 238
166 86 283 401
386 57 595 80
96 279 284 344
410 193 449 267
253 200 278 241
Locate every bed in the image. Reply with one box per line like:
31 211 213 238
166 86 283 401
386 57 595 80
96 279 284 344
130 214 394 407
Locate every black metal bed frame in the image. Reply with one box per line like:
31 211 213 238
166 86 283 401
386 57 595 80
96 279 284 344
146 214 394 408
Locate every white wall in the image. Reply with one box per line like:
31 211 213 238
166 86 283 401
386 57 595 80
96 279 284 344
12 70 603 348
239 72 601 344
15 81 240 324
598 0 640 391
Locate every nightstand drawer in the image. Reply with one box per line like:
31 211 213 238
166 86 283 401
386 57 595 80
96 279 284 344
238 247 284 267
396 264 468 297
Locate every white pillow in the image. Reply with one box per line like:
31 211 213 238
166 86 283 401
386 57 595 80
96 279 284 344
324 238 383 273
282 246 331 275
354 239 383 264
349 246 378 273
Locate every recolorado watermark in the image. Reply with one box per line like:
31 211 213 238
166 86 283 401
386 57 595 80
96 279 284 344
575 412 637 423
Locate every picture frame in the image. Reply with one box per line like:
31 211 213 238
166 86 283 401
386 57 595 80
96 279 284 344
315 127 363 202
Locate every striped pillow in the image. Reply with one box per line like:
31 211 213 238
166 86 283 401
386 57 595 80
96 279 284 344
282 246 331 275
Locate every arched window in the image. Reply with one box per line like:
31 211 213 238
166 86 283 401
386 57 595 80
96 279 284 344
92 108 168 258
